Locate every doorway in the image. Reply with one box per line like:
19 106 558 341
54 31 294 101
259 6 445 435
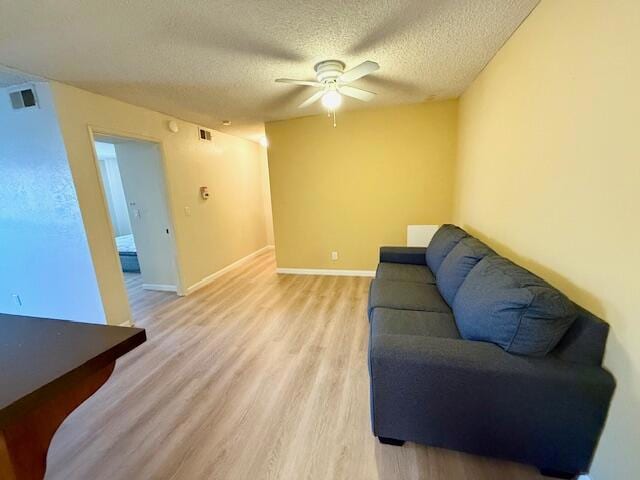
92 134 180 297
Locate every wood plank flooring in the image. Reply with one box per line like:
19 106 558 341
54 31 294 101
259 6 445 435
46 250 545 480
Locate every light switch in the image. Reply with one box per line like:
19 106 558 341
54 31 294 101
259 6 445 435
184 206 191 216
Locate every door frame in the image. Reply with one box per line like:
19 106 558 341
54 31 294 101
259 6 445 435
87 125 186 297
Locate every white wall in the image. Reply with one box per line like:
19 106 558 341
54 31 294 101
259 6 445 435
0 82 105 323
96 142 132 237
114 140 177 288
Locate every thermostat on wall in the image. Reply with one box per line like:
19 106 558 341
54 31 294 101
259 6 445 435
200 186 210 199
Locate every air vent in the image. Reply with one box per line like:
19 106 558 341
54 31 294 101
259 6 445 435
198 127 213 142
9 87 38 110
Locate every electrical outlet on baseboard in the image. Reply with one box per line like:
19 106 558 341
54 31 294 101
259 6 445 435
331 251 338 261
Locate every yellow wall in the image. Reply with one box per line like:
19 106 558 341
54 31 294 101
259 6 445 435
51 82 272 325
454 1 640 478
259 147 275 246
266 101 458 270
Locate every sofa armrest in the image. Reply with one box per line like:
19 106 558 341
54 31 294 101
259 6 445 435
379 246 427 265
369 334 615 473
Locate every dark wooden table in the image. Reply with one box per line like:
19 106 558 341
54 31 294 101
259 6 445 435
0 314 146 480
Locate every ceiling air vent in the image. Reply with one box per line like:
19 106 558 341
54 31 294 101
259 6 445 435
9 87 38 110
198 127 213 142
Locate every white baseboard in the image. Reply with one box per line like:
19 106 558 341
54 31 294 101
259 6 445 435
185 245 274 295
578 475 591 480
142 283 177 292
276 268 375 277
117 319 134 328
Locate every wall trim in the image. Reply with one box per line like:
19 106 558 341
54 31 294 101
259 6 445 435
578 475 591 480
185 245 274 295
117 319 134 328
276 268 375 277
142 283 178 292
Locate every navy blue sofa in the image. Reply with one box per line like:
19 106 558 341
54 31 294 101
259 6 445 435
368 225 615 479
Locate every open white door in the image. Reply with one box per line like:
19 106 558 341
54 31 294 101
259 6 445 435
115 141 177 291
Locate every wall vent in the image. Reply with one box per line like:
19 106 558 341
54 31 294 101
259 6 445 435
9 87 38 110
198 127 213 142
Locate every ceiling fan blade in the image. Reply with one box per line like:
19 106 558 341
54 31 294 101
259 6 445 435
298 90 325 108
339 85 376 102
275 78 322 87
338 61 380 83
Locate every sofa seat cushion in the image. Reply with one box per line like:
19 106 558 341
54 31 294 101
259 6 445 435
376 262 436 284
425 224 469 274
436 237 495 306
371 308 460 339
368 279 451 319
453 256 577 357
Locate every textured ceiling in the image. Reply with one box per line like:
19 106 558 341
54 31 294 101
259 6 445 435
0 0 538 141
0 65 42 88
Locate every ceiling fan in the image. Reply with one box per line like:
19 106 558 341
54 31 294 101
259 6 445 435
275 60 380 110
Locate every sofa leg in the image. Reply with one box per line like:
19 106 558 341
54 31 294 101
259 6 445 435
378 436 405 446
539 468 578 479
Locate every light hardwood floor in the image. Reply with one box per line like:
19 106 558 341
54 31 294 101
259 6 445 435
46 250 545 480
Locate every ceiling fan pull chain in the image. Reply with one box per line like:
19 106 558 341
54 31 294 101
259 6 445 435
333 110 337 128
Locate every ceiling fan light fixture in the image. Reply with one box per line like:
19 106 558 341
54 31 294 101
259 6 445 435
321 90 342 110
276 59 379 117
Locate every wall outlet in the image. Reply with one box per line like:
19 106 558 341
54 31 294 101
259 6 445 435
11 294 22 307
331 251 338 261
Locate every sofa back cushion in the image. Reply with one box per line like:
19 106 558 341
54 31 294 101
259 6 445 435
453 256 577 357
436 237 495 306
425 225 468 274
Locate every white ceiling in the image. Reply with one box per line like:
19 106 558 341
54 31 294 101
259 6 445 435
0 65 42 88
0 0 538 141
